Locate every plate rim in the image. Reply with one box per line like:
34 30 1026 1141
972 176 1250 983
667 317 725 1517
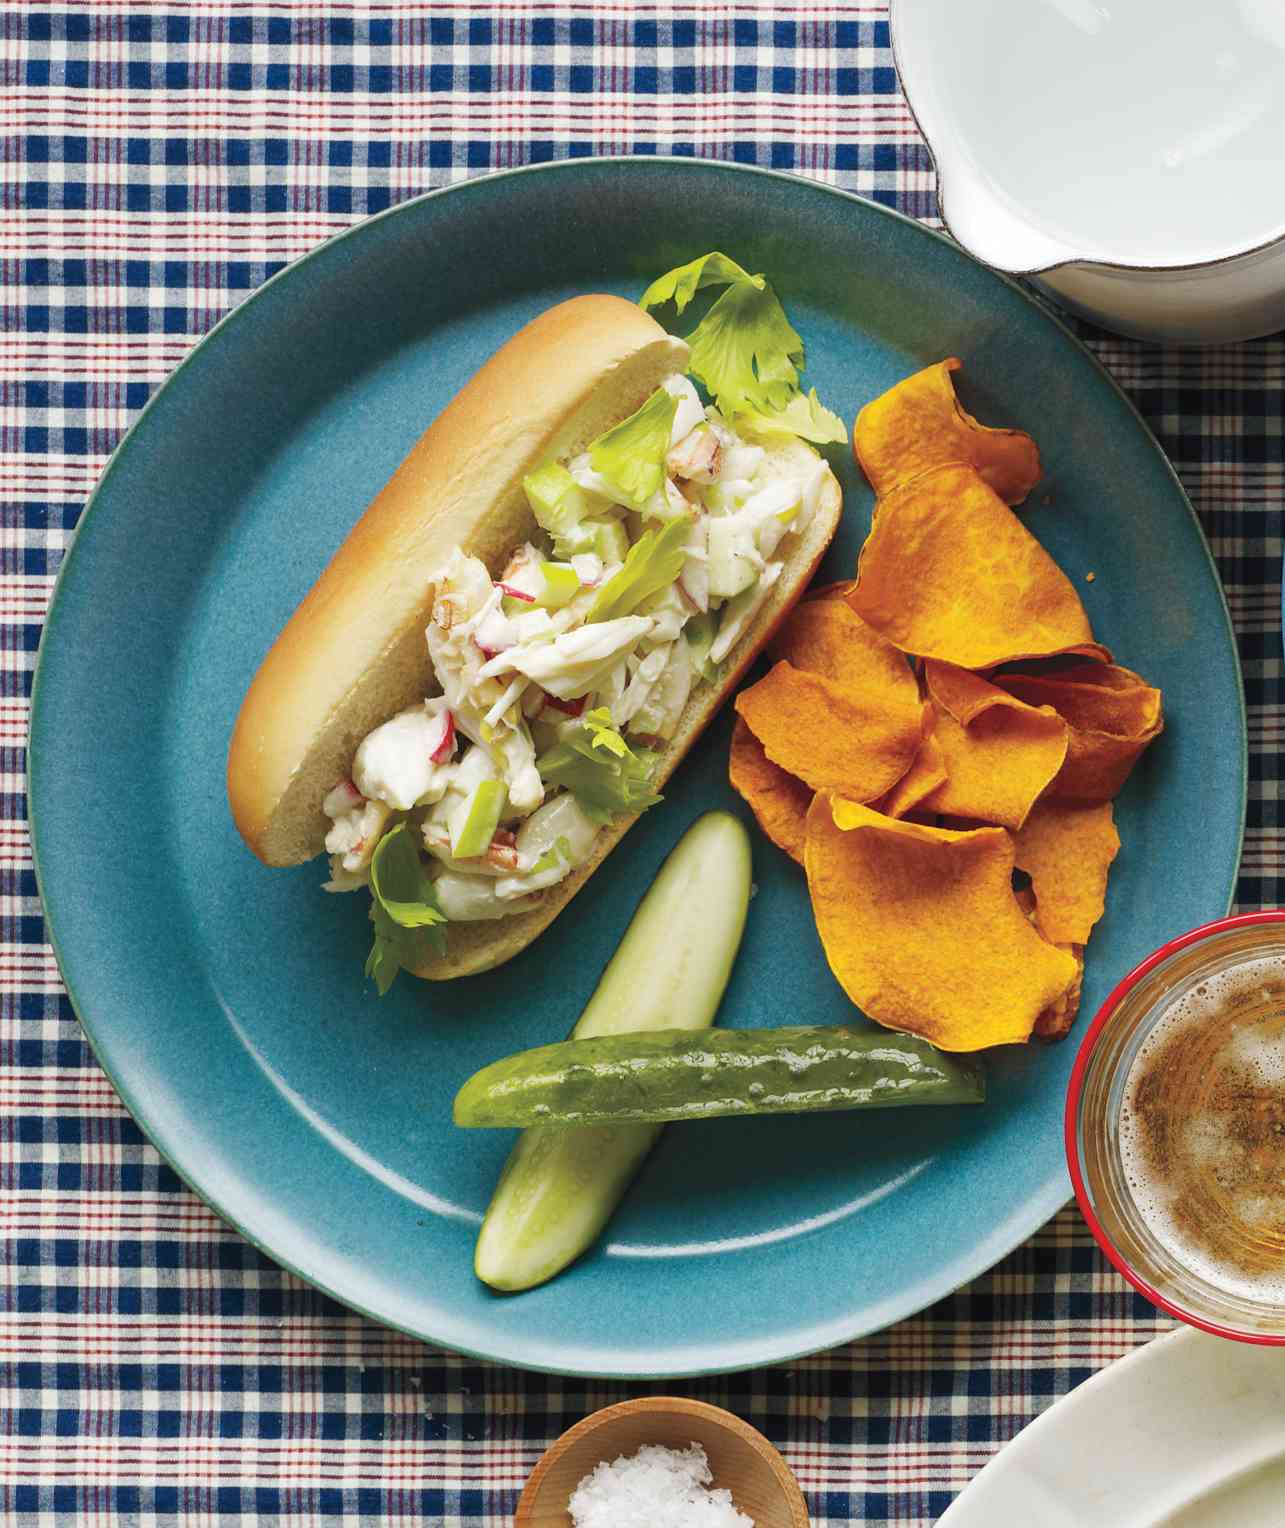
28 157 1247 1377
938 1324 1190 1524
937 1325 1285 1524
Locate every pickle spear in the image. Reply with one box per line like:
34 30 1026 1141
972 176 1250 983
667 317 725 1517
472 810 752 1293
456 1025 984 1128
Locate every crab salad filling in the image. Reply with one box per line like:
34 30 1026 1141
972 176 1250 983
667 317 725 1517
328 252 844 991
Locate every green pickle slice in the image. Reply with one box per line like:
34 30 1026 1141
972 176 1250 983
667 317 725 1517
456 1025 984 1128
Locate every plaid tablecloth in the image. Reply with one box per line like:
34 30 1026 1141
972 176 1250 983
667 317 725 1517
6 5 1279 1523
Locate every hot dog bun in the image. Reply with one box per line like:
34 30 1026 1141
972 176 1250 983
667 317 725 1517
227 293 841 979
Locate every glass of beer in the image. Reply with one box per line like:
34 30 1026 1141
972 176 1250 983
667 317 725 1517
1067 911 1285 1343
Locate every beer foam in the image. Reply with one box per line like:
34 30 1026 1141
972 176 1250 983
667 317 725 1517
1119 955 1285 1308
1229 1017 1285 1086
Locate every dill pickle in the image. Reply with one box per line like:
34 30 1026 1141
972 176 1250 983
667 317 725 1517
471 810 753 1292
455 1025 984 1128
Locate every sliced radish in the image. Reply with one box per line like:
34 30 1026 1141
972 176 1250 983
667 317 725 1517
472 604 517 658
543 692 587 717
497 582 536 603
429 711 456 764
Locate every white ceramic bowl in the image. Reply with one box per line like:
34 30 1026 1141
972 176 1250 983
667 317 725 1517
892 0 1285 343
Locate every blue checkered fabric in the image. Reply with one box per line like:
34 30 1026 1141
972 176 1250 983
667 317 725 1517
6 5 1276 1523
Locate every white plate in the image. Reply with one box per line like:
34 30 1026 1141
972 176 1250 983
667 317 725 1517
938 1328 1285 1527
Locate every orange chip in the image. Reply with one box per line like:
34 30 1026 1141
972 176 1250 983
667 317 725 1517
873 703 948 819
1013 798 1120 945
997 663 1160 734
1035 947 1084 1041
918 662 1068 831
848 465 1100 669
734 661 921 799
993 664 1164 800
854 358 1042 505
728 716 811 864
771 596 917 703
805 797 1078 1051
1014 884 1085 1041
923 708 1064 832
925 661 1021 726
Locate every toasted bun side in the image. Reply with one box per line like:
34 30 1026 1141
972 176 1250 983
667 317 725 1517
228 295 690 866
411 444 843 980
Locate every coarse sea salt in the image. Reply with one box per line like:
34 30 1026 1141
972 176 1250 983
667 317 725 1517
568 1441 755 1528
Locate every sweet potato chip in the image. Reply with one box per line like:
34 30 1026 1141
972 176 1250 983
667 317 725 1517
873 704 947 819
771 596 918 704
807 797 1079 1051
993 664 1163 800
734 661 921 799
1015 888 1086 1042
729 354 1161 1056
997 663 1161 735
923 708 1063 832
925 661 1023 727
1035 950 1084 1042
855 358 1042 505
728 716 811 864
918 662 1068 831
848 465 1100 669
1013 799 1120 945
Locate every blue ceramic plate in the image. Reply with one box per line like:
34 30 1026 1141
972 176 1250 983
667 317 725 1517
30 161 1244 1377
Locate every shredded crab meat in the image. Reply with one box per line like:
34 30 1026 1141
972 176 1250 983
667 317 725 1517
324 797 391 872
667 424 723 484
322 779 363 817
485 841 521 871
483 673 530 731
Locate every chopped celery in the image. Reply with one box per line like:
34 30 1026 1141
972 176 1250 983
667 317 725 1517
537 561 580 609
707 516 758 599
709 563 781 664
684 611 718 682
589 516 692 622
523 460 587 540
587 517 630 564
552 514 630 565
450 779 507 859
587 387 678 509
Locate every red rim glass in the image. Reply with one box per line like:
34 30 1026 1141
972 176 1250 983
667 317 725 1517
1066 910 1285 1345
